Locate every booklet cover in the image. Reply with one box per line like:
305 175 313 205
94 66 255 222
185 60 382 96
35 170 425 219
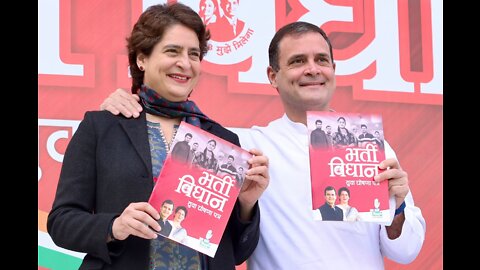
307 111 390 224
148 121 251 257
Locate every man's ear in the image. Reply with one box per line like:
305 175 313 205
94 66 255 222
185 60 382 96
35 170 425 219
266 66 278 89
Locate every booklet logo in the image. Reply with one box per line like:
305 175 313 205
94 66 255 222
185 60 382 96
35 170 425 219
370 198 383 217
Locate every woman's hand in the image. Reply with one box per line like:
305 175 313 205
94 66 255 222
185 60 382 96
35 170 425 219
110 202 160 241
237 149 269 221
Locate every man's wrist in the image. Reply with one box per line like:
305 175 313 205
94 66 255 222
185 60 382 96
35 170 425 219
394 201 406 216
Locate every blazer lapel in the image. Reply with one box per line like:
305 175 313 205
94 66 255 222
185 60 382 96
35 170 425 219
118 113 152 174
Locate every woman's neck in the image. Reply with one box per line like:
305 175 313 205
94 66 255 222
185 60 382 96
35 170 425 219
146 113 181 143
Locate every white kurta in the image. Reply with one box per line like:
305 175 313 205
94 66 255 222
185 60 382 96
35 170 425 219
232 114 426 270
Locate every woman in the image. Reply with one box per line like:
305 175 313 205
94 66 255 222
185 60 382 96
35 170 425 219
192 139 219 173
333 116 357 148
336 187 359 222
199 0 218 26
168 206 189 244
47 3 269 270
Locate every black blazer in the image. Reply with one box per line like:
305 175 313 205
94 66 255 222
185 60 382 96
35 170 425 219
47 111 260 270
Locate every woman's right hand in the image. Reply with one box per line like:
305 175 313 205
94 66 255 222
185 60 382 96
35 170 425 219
111 202 160 241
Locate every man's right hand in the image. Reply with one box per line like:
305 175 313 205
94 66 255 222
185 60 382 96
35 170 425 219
100 88 143 118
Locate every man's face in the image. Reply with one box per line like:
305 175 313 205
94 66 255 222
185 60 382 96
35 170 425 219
316 122 322 129
268 32 336 114
224 0 239 17
160 203 174 220
325 189 336 206
192 143 198 150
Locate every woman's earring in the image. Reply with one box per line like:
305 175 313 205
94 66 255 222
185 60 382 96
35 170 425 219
139 66 144 71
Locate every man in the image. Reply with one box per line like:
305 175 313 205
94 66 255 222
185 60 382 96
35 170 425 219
325 124 334 149
213 151 226 173
218 155 237 175
351 125 360 146
358 124 375 147
209 0 245 41
310 119 329 148
188 142 200 164
170 133 192 163
374 130 385 150
236 166 245 186
100 21 426 269
315 186 343 221
157 199 174 237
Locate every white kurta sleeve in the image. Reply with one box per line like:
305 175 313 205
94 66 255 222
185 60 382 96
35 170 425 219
379 140 426 263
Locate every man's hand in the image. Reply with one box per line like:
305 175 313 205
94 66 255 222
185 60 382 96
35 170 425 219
100 88 143 118
374 158 409 238
374 158 409 208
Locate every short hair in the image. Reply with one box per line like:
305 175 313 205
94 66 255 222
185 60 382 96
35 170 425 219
361 124 367 129
127 2 210 92
185 133 193 138
227 155 235 160
315 120 323 125
338 187 350 197
162 199 174 207
268 21 334 72
175 206 188 218
324 186 336 195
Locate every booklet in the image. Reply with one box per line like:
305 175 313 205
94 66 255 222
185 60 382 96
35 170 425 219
307 111 390 224
148 121 251 257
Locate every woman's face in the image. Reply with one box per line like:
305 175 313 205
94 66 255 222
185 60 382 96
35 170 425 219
174 209 186 222
139 24 201 102
339 191 349 204
207 141 216 151
204 0 215 17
